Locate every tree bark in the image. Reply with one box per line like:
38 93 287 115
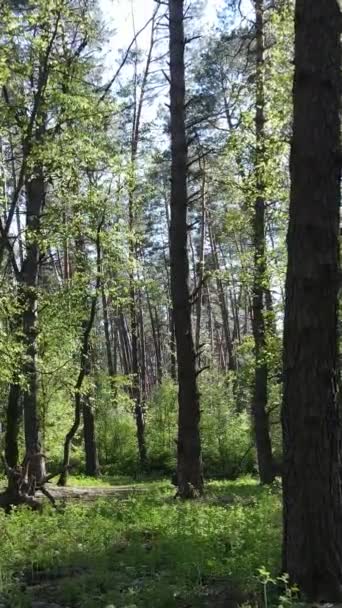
195 161 206 354
169 0 203 498
5 382 22 468
22 172 44 455
4 157 44 474
251 0 275 485
282 0 342 601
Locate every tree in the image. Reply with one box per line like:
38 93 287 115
281 0 342 600
168 0 203 498
251 0 275 484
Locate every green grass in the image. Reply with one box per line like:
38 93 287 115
0 476 282 608
67 473 166 488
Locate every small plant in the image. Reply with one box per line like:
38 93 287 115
258 566 275 608
258 568 300 608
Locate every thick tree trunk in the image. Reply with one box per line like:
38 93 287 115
251 0 275 485
281 0 342 601
169 0 203 498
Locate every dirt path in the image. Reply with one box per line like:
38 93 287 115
36 483 147 502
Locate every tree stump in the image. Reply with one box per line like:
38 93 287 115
0 453 56 512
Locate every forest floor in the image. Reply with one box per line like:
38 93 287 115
0 476 282 608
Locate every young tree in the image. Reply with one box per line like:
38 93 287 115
168 0 203 498
282 0 342 600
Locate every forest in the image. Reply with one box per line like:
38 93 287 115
0 0 341 606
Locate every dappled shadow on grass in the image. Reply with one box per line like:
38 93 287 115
2 477 281 608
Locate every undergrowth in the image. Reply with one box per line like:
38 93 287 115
0 476 281 608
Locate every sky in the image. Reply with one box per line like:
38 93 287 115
99 0 252 71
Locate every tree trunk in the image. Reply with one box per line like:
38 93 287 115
164 201 177 381
130 283 146 465
4 167 44 472
195 162 206 353
148 295 163 384
208 217 236 371
169 0 203 498
138 290 147 399
169 306 176 381
5 381 22 468
20 170 45 483
251 0 275 485
281 0 342 601
102 285 114 377
118 312 131 376
83 395 99 477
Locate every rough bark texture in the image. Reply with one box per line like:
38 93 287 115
169 0 203 499
281 0 342 601
251 0 275 485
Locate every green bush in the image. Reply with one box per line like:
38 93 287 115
96 375 140 476
145 374 255 479
200 372 255 478
146 378 178 474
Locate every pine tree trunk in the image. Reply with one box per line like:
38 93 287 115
208 218 236 371
282 0 342 601
130 282 146 466
195 164 206 353
169 0 203 498
169 307 177 381
251 0 274 485
164 199 177 381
